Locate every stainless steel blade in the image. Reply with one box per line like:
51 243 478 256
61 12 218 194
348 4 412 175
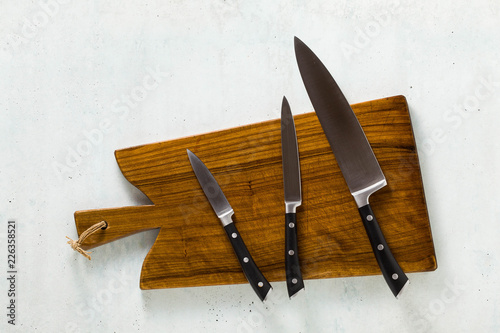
294 37 386 207
281 96 302 213
187 149 234 225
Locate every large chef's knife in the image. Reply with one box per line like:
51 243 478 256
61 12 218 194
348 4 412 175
280 96 305 298
294 37 409 297
187 149 272 302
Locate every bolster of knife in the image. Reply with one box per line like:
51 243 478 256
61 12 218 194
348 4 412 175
223 223 272 302
358 204 409 297
285 213 304 297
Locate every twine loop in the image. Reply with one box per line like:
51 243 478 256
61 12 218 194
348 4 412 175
66 220 108 260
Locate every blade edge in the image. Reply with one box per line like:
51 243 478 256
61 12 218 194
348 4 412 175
294 37 386 202
281 97 302 213
187 149 234 220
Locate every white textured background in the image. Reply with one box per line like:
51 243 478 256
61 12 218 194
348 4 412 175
1 1 499 332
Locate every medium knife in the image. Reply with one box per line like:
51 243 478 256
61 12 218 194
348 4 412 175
294 37 409 297
280 96 305 298
186 149 272 302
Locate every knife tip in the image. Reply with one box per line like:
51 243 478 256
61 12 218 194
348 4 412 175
281 96 289 110
281 96 291 118
186 149 196 162
294 36 304 49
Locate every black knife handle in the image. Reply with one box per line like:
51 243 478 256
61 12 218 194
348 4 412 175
223 223 272 302
285 213 304 297
359 204 409 297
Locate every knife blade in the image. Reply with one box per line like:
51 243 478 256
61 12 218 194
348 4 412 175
294 37 409 297
186 149 272 302
281 96 305 298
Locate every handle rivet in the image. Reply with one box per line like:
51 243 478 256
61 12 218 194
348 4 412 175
392 273 399 280
288 250 295 256
292 278 298 284
377 244 384 251
367 215 373 221
243 257 249 263
289 222 295 228
232 232 237 238
258 282 263 288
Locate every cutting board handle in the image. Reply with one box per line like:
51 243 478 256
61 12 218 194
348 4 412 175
74 205 159 250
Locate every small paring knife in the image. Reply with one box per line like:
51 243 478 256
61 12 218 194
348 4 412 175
294 37 409 297
280 96 305 298
187 149 272 302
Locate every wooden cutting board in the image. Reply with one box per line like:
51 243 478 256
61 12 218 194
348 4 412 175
74 95 436 290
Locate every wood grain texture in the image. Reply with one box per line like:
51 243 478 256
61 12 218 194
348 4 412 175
74 95 437 290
